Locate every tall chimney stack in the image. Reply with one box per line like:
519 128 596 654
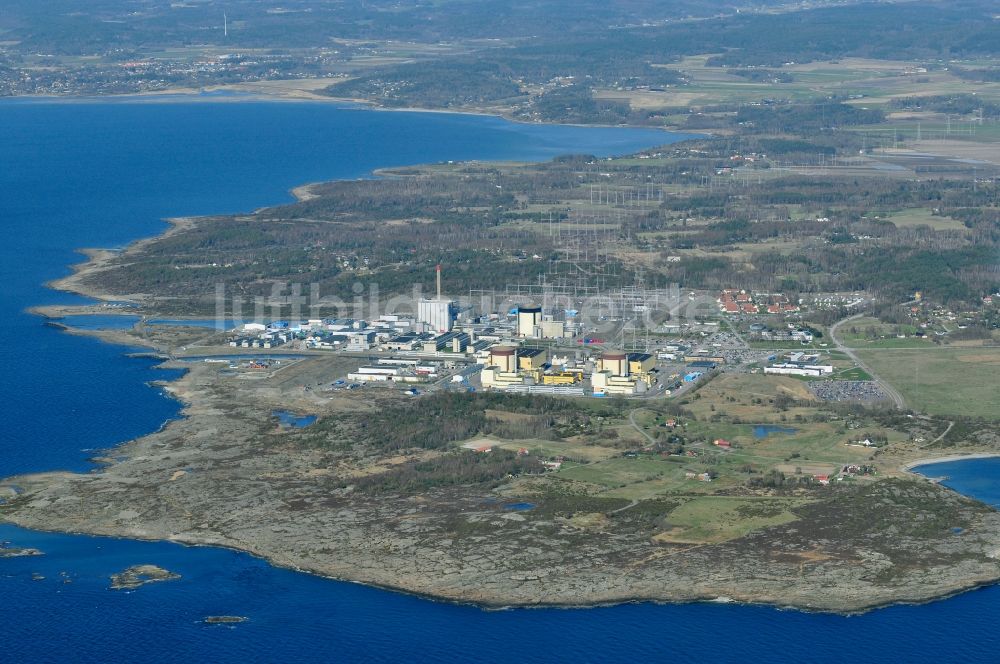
436 264 442 299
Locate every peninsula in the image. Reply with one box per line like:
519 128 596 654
5 0 1000 612
4 129 1000 613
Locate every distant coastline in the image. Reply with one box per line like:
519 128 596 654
0 79 693 134
902 454 1000 473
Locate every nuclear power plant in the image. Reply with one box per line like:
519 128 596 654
478 343 659 396
225 262 717 399
406 266 691 396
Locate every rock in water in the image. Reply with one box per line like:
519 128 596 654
204 616 248 624
109 564 180 590
0 545 44 558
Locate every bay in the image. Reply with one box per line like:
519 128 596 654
2 98 998 663
0 98 679 476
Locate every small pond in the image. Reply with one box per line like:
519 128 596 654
272 411 318 428
752 425 799 439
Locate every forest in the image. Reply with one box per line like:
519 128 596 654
82 124 1000 313
7 2 1000 124
324 2 1000 121
0 0 808 53
294 391 630 495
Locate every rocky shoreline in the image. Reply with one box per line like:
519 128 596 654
4 153 1000 616
2 340 999 615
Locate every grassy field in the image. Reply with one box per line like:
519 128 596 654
558 456 694 496
686 373 815 411
549 374 882 500
482 437 622 463
836 317 936 348
655 496 811 544
551 432 880 500
598 56 1000 111
885 207 968 232
856 347 1000 419
829 367 873 381
851 337 937 349
454 370 938 543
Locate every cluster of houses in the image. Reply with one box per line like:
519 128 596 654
718 289 800 316
902 295 999 338
805 292 870 311
846 436 884 448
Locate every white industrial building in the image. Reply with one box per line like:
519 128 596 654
418 299 455 334
418 264 456 333
347 365 435 383
514 305 573 339
517 306 542 337
764 363 833 377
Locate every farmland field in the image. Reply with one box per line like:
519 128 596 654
885 207 968 232
856 347 1000 419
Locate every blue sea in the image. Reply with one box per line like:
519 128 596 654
2 98 1000 663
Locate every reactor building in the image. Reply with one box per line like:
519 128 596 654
480 344 551 389
591 350 656 395
418 264 456 333
516 306 542 337
515 304 571 339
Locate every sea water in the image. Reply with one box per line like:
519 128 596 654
0 98 677 476
2 98 999 663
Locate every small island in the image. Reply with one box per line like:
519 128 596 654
0 543 43 558
109 564 180 591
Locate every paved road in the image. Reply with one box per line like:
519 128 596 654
828 312 907 410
